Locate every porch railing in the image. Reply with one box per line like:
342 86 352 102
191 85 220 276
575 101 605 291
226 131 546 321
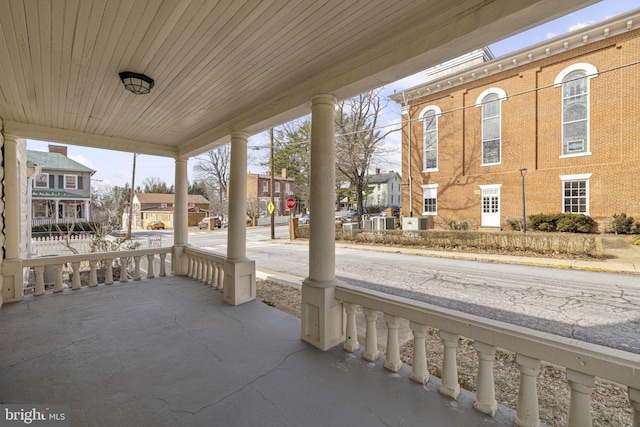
32 217 87 227
22 247 173 295
335 283 640 427
183 246 225 290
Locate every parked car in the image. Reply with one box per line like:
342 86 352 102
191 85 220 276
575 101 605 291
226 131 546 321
146 220 165 230
299 214 310 224
198 216 222 229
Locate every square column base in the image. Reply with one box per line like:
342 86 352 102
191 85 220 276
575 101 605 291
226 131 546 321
301 280 345 351
1 259 23 304
223 259 256 306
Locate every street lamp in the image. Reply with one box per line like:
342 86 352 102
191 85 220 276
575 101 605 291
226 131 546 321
519 167 527 233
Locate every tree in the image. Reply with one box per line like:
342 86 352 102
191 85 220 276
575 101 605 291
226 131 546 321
188 180 208 196
272 119 311 212
246 197 266 226
91 183 131 226
141 177 173 193
193 145 231 204
335 88 397 221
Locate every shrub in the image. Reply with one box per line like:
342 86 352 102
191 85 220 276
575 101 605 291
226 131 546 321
630 235 640 246
528 213 594 233
449 221 469 231
604 213 636 235
504 217 523 231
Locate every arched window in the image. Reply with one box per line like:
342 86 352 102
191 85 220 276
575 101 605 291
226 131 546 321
419 106 441 171
476 88 507 166
554 63 598 156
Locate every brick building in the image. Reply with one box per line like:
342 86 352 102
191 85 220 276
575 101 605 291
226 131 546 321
246 170 296 216
391 9 640 230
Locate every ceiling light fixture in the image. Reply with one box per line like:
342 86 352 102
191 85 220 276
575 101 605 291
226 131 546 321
119 71 155 95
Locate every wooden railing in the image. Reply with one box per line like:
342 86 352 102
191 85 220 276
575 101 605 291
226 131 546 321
335 283 640 427
183 246 225 290
22 247 173 295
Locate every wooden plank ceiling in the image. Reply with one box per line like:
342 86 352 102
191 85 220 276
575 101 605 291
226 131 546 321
0 0 597 158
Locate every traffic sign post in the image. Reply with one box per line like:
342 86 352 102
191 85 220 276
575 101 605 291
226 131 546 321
286 197 297 241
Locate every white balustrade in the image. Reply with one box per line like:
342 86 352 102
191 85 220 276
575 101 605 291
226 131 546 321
183 247 226 291
334 283 640 425
22 247 173 295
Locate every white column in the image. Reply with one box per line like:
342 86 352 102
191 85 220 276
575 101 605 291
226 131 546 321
301 94 344 350
224 132 256 305
227 133 248 261
84 200 90 221
1 135 23 303
173 157 189 275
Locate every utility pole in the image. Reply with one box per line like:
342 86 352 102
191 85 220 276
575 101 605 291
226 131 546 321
270 128 275 240
127 153 137 238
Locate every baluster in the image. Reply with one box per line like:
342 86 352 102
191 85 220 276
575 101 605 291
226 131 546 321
629 388 640 427
217 263 224 289
473 341 497 416
105 259 114 285
566 370 594 427
205 260 213 286
362 308 380 361
439 331 460 399
343 302 359 352
146 255 155 279
409 322 429 384
187 256 194 278
120 257 129 282
383 314 402 372
515 354 540 427
89 260 98 287
197 258 204 282
71 261 81 290
207 261 216 287
133 256 142 281
159 253 167 277
34 266 45 296
53 264 64 293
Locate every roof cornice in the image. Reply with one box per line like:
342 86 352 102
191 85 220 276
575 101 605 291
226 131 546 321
391 8 640 104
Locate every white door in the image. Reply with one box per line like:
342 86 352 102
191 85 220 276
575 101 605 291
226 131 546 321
481 186 501 227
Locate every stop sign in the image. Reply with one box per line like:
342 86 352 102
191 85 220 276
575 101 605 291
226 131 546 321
286 197 296 209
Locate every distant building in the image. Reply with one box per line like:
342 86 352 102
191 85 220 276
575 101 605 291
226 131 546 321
390 11 640 229
28 145 95 226
131 193 209 229
244 169 296 216
364 169 402 209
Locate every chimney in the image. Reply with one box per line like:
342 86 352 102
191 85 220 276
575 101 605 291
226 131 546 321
281 168 287 179
389 170 394 173
375 168 380 175
48 144 68 157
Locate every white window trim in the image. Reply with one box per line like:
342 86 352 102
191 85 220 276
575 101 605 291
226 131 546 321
419 105 441 172
560 173 592 216
553 63 598 86
555 63 598 158
476 88 506 167
34 173 49 188
421 184 438 216
64 174 78 190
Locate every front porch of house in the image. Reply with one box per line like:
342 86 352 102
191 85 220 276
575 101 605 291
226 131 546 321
0 274 517 426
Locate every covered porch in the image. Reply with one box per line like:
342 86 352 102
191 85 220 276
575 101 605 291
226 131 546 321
1 1 639 426
0 276 517 426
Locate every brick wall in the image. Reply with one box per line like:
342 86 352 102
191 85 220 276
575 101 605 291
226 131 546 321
403 29 640 230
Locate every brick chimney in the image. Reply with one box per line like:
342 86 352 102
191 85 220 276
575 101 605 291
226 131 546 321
48 144 68 157
375 168 380 174
281 168 287 179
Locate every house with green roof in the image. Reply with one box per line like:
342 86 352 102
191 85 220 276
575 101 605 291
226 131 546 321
28 145 96 226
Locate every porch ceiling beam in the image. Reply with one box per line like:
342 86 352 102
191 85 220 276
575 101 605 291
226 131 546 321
4 121 179 158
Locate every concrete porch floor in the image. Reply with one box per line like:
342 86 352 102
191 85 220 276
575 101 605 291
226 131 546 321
0 277 518 426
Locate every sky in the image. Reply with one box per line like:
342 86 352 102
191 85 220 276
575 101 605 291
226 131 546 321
27 0 640 191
